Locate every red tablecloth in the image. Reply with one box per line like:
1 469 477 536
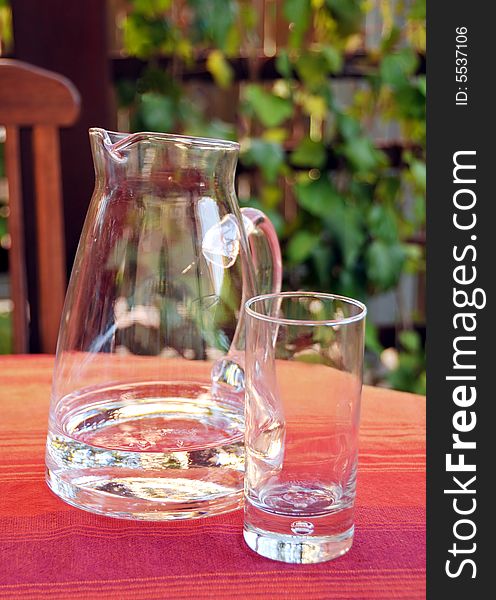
0 356 425 599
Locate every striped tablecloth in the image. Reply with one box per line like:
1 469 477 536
0 355 425 599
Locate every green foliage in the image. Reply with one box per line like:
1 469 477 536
283 0 312 48
139 92 175 131
0 0 12 53
206 50 234 88
123 13 174 58
386 330 426 395
118 0 426 393
187 0 237 51
290 138 326 168
366 240 406 291
287 230 319 264
0 311 11 355
243 84 293 127
325 0 363 36
242 139 285 183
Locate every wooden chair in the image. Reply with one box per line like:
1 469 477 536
0 59 80 353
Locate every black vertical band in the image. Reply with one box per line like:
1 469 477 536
427 2 491 597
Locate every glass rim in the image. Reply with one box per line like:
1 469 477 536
245 291 367 327
89 128 240 152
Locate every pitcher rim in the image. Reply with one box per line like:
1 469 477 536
89 127 240 152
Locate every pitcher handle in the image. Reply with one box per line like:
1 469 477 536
241 207 283 296
211 207 282 394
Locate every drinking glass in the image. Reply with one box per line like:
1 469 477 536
243 292 366 563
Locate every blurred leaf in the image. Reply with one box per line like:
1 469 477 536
387 354 426 394
295 175 364 268
184 118 236 141
365 321 383 354
394 85 425 120
116 79 137 107
340 136 385 172
337 113 361 140
413 195 426 227
417 75 426 97
374 176 401 204
283 0 312 48
290 138 326 168
175 38 194 61
409 0 426 20
206 50 234 88
0 312 12 355
365 240 407 291
276 50 293 78
321 46 343 73
325 0 363 36
380 26 402 54
295 51 338 88
297 92 327 120
367 204 398 244
139 93 175 131
334 205 365 268
224 24 242 57
409 159 426 192
380 48 418 88
399 330 421 353
262 128 288 143
294 49 342 89
244 85 293 127
404 243 424 273
123 14 172 58
137 64 172 94
311 245 334 289
0 3 12 49
241 139 284 183
133 0 171 16
240 3 258 28
295 173 342 218
338 268 365 299
287 230 319 263
187 0 237 50
0 215 7 238
386 328 425 394
261 184 283 208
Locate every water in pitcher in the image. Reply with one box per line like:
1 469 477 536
46 381 245 519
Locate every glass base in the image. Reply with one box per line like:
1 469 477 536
46 468 243 520
243 523 354 564
46 380 245 520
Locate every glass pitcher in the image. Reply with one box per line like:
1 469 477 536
45 129 282 520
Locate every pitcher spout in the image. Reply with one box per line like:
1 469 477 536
88 128 239 188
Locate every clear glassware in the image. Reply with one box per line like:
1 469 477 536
45 129 281 520
243 292 366 563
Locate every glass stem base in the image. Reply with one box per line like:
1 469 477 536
243 523 354 564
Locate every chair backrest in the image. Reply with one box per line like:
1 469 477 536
0 59 80 353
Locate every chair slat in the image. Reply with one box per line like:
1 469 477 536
32 125 67 353
4 126 29 353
